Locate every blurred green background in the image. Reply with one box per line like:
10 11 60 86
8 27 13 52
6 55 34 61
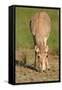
16 7 59 55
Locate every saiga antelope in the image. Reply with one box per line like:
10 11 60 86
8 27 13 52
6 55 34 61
30 12 51 72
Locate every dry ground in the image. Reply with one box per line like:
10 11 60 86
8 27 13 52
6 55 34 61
15 54 59 83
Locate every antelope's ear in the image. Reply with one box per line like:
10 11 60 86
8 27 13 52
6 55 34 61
35 46 37 50
43 37 47 47
45 45 49 52
35 46 37 52
35 46 39 53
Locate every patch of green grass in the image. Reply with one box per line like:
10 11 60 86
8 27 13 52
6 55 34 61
16 7 59 55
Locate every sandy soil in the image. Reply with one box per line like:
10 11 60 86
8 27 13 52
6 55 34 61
15 54 59 83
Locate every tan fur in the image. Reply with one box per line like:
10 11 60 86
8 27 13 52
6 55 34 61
30 12 51 71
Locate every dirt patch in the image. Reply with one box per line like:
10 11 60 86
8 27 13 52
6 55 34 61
15 54 59 83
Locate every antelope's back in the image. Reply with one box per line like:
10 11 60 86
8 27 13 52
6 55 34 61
30 12 51 39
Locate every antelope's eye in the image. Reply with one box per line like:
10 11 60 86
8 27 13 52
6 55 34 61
46 55 48 57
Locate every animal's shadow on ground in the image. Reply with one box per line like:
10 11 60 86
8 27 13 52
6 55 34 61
16 60 38 72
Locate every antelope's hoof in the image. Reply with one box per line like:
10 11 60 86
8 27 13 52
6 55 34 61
42 70 46 72
47 67 50 71
47 66 50 70
42 68 46 72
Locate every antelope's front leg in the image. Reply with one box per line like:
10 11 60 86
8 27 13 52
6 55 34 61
37 55 41 72
45 45 50 70
34 45 39 68
34 51 37 68
45 54 50 70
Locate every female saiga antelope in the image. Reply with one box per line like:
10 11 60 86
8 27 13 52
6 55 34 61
30 12 51 72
